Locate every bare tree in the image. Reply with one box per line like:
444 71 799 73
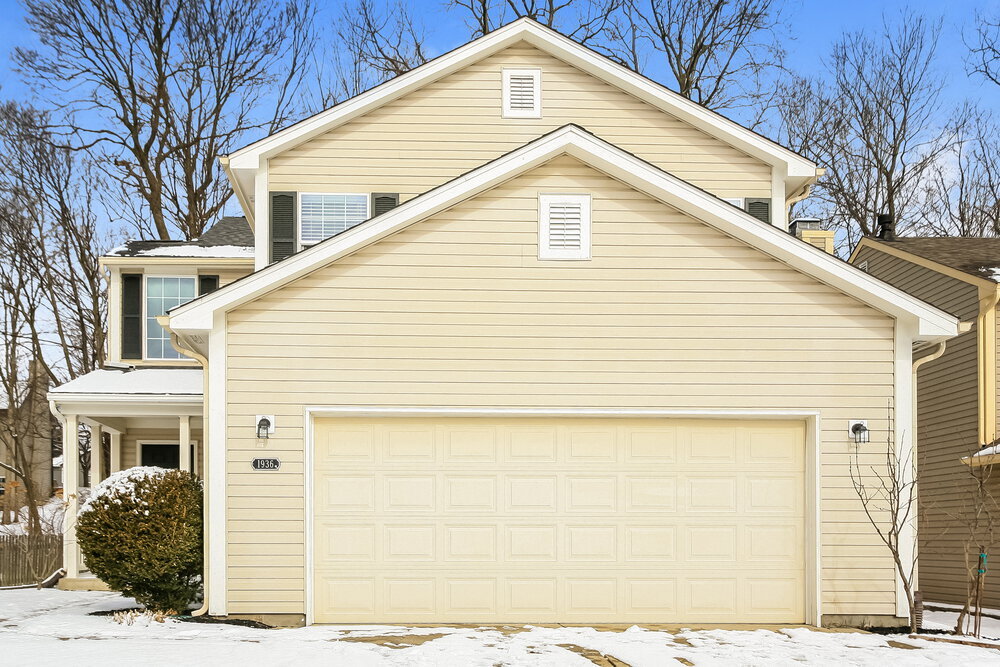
950 455 1000 637
850 403 919 631
778 13 963 246
914 114 1000 237
314 0 429 108
0 102 110 534
969 10 1000 88
448 0 620 45
15 0 315 241
618 0 787 126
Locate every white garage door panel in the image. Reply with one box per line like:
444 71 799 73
312 418 805 624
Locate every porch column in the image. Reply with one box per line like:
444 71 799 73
179 415 191 474
90 424 103 486
63 413 80 579
110 431 122 473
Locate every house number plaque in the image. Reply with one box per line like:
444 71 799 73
251 458 281 471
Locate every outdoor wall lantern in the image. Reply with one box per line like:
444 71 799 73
255 414 275 447
849 419 869 445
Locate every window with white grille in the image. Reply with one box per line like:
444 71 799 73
539 194 591 260
299 193 369 246
503 68 541 118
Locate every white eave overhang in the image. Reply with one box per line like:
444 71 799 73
222 18 819 227
173 125 957 345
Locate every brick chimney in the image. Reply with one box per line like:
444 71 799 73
790 218 835 254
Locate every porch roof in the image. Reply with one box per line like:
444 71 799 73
50 368 203 398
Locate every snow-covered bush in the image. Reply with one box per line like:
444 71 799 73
76 467 202 613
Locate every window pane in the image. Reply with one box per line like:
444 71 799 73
145 277 197 359
300 194 368 244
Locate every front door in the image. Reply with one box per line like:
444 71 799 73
141 444 180 469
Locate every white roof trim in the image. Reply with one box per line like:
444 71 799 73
225 18 815 179
172 125 956 340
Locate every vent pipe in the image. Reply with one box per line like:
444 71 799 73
877 214 896 241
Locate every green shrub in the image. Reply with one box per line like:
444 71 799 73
76 467 203 613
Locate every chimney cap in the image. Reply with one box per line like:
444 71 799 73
876 214 896 241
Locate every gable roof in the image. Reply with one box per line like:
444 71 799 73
171 125 956 344
222 19 818 225
864 237 1000 282
105 217 254 259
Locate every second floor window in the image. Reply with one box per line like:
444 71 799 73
146 276 196 359
300 193 369 246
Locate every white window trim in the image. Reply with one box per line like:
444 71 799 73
723 197 745 209
143 274 197 361
297 192 370 250
502 68 542 118
538 193 591 261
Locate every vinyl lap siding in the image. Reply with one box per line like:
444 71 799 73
268 44 771 201
225 157 897 616
853 245 1000 607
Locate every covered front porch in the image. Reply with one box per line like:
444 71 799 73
47 368 203 588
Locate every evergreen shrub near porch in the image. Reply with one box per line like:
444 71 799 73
76 467 202 613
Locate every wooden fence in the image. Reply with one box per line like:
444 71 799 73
0 535 62 587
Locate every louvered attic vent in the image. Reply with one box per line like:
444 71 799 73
539 194 590 260
503 69 541 118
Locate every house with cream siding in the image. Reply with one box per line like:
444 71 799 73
50 19 960 627
851 229 1000 610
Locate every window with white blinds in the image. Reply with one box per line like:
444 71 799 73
299 193 369 245
538 193 591 260
502 68 541 118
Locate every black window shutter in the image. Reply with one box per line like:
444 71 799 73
198 275 220 295
371 192 400 217
745 198 772 225
270 191 296 263
121 274 143 360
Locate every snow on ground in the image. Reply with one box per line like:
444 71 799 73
922 602 1000 643
0 497 65 536
3 590 1000 666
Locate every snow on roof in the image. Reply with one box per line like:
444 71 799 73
971 443 1000 459
133 244 253 258
49 368 203 396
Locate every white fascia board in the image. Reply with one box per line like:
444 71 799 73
224 19 815 181
171 126 956 340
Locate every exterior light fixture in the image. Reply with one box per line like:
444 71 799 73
849 420 869 445
255 414 275 447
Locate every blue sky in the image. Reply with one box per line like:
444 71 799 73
1 0 997 108
0 0 996 239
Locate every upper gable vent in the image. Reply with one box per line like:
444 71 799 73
503 69 541 118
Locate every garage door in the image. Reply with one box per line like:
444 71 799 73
312 417 805 624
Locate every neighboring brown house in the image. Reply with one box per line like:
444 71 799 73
0 360 54 505
851 224 1000 609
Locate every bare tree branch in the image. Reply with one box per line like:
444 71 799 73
15 0 317 240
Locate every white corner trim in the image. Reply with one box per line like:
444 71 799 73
225 19 814 178
207 311 228 616
301 406 822 626
170 126 958 341
895 318 917 619
303 407 315 625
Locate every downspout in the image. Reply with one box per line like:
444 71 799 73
976 287 1000 447
166 326 211 618
909 337 948 610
